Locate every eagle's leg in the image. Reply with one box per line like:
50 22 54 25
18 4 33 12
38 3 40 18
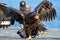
25 28 33 40
26 35 33 40
38 24 47 36
26 32 33 40
37 20 47 36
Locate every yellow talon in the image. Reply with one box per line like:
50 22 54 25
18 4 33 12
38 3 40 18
35 15 39 20
26 37 33 40
40 31 46 36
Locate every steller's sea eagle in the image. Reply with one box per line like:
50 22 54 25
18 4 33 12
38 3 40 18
0 0 56 40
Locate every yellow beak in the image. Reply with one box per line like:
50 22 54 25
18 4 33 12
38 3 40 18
35 15 39 20
22 2 25 5
26 5 30 9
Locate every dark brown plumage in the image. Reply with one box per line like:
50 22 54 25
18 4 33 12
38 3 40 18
0 0 56 39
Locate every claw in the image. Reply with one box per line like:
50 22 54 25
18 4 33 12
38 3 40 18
26 36 33 40
40 31 46 36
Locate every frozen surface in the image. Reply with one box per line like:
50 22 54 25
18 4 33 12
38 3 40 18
0 28 60 40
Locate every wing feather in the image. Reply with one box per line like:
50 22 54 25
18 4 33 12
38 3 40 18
0 3 23 23
34 0 56 21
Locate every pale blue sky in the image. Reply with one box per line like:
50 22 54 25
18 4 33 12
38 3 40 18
0 0 60 28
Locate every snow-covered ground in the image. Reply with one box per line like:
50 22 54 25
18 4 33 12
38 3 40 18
0 28 60 40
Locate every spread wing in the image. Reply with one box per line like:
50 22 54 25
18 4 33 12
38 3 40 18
34 0 56 21
0 3 23 23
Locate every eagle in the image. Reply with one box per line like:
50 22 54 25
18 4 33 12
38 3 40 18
0 0 56 40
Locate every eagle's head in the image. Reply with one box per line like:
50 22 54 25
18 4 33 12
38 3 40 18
20 1 26 6
26 5 31 12
20 1 26 12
